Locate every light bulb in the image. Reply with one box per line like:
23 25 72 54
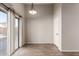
29 10 37 15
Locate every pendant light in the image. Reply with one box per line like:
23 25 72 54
29 3 37 15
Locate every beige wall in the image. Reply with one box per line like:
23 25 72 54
25 4 54 44
62 4 79 51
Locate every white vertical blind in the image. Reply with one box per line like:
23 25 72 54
7 9 11 55
7 10 15 55
19 18 22 47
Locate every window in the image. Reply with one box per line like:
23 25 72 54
0 10 7 56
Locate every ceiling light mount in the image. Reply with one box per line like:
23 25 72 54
29 3 37 15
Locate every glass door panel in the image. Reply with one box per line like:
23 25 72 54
14 18 19 50
0 11 7 56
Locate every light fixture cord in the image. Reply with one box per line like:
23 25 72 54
31 3 34 10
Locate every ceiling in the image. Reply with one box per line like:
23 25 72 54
24 3 54 19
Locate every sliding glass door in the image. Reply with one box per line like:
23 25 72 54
14 17 19 50
0 10 7 56
0 4 22 56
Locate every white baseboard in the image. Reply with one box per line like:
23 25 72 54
25 42 53 44
62 50 79 52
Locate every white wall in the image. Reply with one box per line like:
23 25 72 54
53 4 62 51
62 4 79 51
25 4 54 44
